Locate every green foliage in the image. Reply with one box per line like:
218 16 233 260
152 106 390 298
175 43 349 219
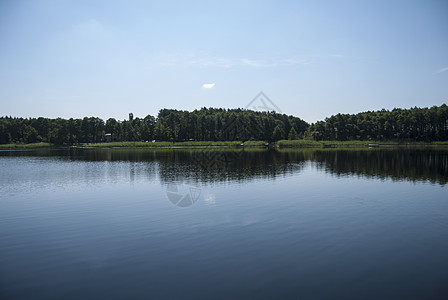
288 127 298 140
1 104 447 145
272 124 285 141
306 105 448 142
277 140 323 147
0 108 308 145
243 141 267 147
275 139 437 148
0 142 52 149
81 141 243 148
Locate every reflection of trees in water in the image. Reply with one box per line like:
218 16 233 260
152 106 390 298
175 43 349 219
155 149 448 185
2 148 447 185
307 149 448 185
156 150 307 184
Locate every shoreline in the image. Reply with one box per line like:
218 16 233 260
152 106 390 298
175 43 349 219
1 140 448 150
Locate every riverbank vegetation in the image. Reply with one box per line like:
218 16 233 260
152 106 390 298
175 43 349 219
1 104 447 146
0 142 52 149
307 105 448 141
80 141 243 148
276 140 448 148
0 108 308 145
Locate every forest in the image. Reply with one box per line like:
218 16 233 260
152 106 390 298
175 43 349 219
0 108 308 145
307 104 448 141
1 104 447 145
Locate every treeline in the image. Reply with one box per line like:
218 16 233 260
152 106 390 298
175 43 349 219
2 104 447 145
307 104 448 141
0 108 309 145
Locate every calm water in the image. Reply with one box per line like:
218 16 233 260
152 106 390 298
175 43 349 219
1 148 447 300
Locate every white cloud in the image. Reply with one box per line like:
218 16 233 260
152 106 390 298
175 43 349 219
189 58 234 68
436 67 448 74
155 53 312 68
240 59 266 67
202 83 215 89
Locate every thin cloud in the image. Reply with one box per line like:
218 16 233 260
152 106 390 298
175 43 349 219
238 58 312 67
189 58 234 68
236 58 311 68
202 83 215 89
156 53 312 68
240 59 266 67
436 67 448 74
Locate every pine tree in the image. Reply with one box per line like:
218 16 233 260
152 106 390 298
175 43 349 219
288 127 298 140
272 124 285 141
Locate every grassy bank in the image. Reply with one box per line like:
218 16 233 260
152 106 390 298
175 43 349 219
79 141 246 148
79 140 270 148
276 140 388 148
0 142 52 149
276 140 448 148
1 140 447 149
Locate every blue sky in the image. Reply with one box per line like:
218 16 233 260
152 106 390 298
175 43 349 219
1 0 447 123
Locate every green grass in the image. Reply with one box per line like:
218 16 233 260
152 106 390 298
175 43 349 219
80 140 273 148
2 140 446 149
80 141 245 148
243 141 268 147
275 140 447 148
276 140 323 148
0 142 52 149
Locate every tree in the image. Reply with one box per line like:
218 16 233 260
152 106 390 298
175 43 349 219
4 104 446 144
288 127 298 140
272 124 285 141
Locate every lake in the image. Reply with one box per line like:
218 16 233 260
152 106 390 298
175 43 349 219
1 148 447 300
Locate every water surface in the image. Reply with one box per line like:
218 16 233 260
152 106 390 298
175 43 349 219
1 148 447 299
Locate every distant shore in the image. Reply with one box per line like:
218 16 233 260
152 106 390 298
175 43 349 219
1 140 448 150
276 140 448 148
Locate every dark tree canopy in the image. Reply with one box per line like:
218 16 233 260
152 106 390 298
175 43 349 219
0 108 309 144
1 105 447 145
307 105 448 142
